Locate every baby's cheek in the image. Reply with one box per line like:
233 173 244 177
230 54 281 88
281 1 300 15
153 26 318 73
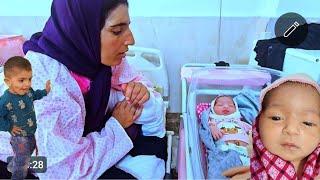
301 128 320 151
258 118 270 136
230 107 236 113
258 123 269 143
315 128 320 144
259 119 278 145
305 127 320 140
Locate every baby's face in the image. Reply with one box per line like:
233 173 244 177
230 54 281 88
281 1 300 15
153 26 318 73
259 83 320 164
214 96 236 115
6 69 32 95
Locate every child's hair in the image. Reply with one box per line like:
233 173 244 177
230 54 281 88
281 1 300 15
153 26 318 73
4 56 32 77
214 95 235 106
261 81 319 112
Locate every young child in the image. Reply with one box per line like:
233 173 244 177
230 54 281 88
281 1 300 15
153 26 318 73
251 73 320 180
199 95 251 179
0 56 51 179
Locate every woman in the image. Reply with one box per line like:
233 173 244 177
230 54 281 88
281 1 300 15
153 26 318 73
0 0 166 179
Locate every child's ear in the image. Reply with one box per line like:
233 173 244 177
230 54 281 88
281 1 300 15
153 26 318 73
4 78 11 87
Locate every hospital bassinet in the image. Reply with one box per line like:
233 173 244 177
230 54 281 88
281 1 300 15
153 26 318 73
178 63 284 179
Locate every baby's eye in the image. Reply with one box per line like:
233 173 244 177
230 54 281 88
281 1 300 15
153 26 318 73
19 80 24 83
302 121 316 127
270 116 281 121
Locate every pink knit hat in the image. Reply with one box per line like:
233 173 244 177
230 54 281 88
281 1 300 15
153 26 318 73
260 73 320 105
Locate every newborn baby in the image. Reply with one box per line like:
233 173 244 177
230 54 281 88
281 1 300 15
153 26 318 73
208 95 251 165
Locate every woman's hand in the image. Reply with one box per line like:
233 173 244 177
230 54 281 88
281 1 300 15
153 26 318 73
121 82 149 106
222 166 250 180
112 100 142 128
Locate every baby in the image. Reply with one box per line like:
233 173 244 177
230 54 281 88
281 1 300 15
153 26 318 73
0 56 51 179
199 95 252 179
208 95 251 165
251 73 320 179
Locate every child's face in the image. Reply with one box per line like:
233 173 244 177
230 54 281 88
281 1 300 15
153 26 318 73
5 69 32 95
214 96 236 115
259 83 320 164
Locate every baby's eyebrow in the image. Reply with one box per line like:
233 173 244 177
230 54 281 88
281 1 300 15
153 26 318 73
304 109 320 116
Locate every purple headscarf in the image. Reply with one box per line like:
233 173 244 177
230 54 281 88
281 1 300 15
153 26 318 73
23 0 127 135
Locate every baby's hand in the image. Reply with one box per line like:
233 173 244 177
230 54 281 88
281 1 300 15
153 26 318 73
45 80 51 94
11 125 22 136
208 119 224 140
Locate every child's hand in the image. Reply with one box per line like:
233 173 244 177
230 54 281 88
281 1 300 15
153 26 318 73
112 100 142 128
209 119 224 140
45 80 51 94
35 145 38 156
11 125 22 136
121 82 149 106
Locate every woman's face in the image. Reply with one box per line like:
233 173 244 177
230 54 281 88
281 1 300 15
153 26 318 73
100 4 135 66
259 83 320 164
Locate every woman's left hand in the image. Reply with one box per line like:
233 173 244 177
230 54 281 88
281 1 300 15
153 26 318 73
223 166 250 180
121 82 150 106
